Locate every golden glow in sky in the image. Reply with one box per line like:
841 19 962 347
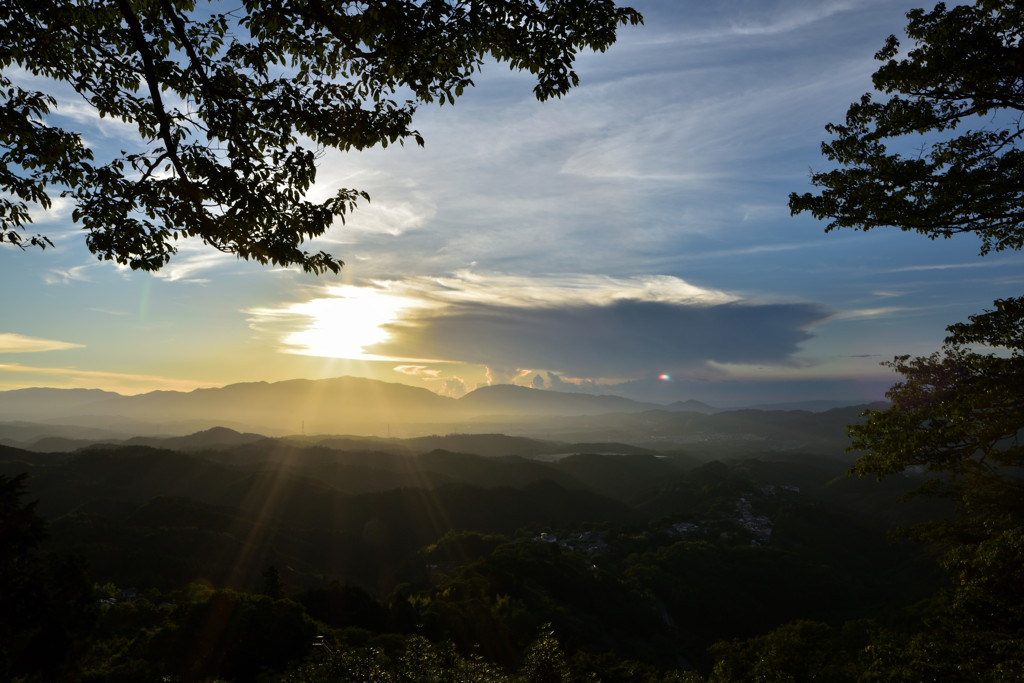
6 2 1021 406
260 286 432 361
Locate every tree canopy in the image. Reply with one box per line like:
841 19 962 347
788 0 1024 255
848 299 1024 642
850 298 1024 486
0 474 97 680
791 0 1024 513
792 2 1024 674
0 0 641 273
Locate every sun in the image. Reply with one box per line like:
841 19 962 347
280 286 428 361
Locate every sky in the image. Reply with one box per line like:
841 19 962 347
3 0 1022 407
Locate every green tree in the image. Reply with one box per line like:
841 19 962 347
789 1 1024 676
848 301 1024 636
519 624 570 683
791 0 1024 570
708 620 865 683
0 474 97 681
788 0 1024 254
263 564 287 600
1 0 641 272
159 588 317 680
0 474 46 680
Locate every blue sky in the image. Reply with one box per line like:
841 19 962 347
3 0 1022 406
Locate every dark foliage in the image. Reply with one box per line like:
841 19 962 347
0 474 96 681
1 0 640 272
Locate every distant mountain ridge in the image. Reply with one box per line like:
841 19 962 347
0 376 685 436
0 387 123 414
121 426 270 451
0 377 455 435
666 399 719 414
0 376 878 448
457 383 665 416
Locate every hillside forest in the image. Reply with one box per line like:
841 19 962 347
1 395 984 682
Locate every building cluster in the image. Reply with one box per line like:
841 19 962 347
535 482 806 556
733 496 773 546
533 530 610 556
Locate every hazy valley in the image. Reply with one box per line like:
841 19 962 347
2 377 950 681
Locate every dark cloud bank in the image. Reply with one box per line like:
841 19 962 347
372 298 833 377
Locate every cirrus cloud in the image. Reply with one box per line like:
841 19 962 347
0 333 84 353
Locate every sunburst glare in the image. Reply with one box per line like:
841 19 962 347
278 286 431 361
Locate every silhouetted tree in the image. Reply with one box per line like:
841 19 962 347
1 0 641 272
160 589 316 680
0 474 97 680
790 1 1024 676
789 0 1024 255
263 565 287 600
849 301 1024 649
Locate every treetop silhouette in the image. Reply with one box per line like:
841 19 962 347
1 0 642 273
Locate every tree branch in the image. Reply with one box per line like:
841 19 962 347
112 0 187 181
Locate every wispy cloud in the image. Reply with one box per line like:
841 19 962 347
6 65 140 141
0 362 216 393
306 169 436 243
631 0 885 45
395 271 738 308
150 240 239 283
890 261 1004 273
0 334 84 353
25 196 75 225
834 306 920 320
725 1 871 38
695 240 828 259
44 264 92 285
52 98 138 138
552 59 874 205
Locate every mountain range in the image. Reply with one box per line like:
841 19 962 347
0 376 718 436
0 376 886 456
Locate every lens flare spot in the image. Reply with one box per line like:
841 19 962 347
659 373 671 381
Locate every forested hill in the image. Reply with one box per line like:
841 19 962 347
1 427 946 681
